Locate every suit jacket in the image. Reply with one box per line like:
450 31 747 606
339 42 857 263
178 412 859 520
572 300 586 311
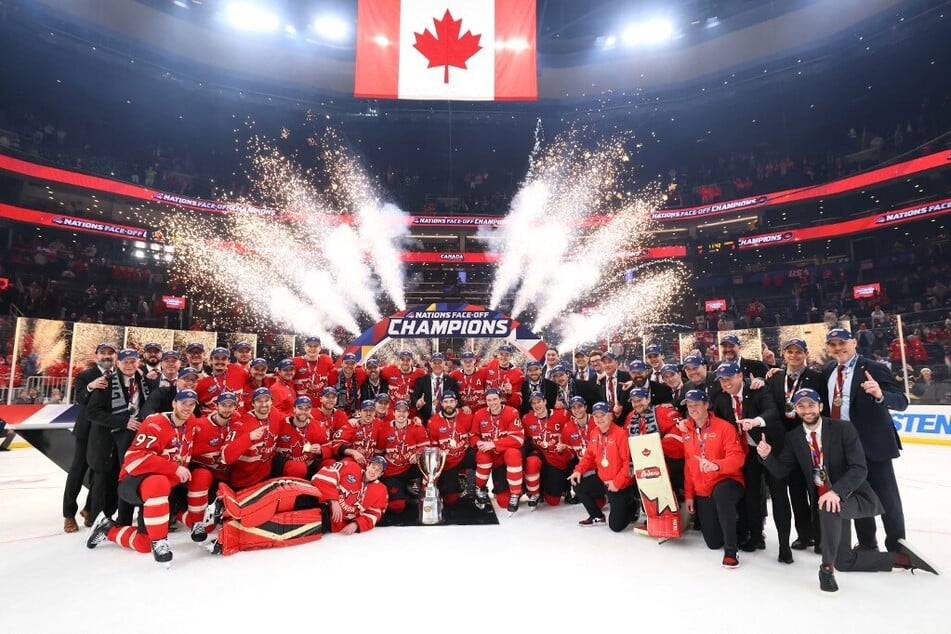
645 380 674 407
519 377 559 415
766 367 827 446
597 371 633 423
710 380 783 447
761 417 884 519
411 373 460 423
738 356 769 379
553 378 599 412
822 356 907 462
140 385 175 420
71 364 103 441
85 370 146 472
572 366 598 383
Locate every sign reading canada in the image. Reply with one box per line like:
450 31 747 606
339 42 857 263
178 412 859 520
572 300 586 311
387 309 512 338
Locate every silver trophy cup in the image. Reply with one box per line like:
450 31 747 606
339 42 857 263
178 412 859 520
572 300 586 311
419 446 448 525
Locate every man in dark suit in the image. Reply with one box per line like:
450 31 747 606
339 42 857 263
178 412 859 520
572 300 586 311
710 361 787 559
758 388 938 592
765 338 827 551
822 327 909 553
551 365 597 412
626 359 673 408
62 342 116 533
572 349 597 383
598 353 632 424
139 367 201 418
682 354 718 408
412 352 459 426
520 360 558 415
719 334 769 379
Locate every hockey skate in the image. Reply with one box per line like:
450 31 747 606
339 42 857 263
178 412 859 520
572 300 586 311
203 496 223 527
151 538 173 568
526 493 541 510
190 520 208 543
507 493 521 516
205 538 223 555
85 512 114 549
474 487 489 511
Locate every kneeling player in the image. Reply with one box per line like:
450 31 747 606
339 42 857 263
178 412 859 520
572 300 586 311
427 391 476 504
276 396 333 479
523 392 581 509
472 388 525 513
376 400 430 515
312 456 389 534
86 390 205 566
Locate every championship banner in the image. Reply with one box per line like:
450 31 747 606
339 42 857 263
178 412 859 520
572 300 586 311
354 0 537 101
737 197 951 249
0 204 150 241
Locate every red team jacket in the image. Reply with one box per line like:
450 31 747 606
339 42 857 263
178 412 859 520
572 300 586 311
275 416 334 466
190 413 233 481
375 421 430 476
220 410 281 488
450 367 488 412
428 410 475 470
121 412 197 482
312 460 389 533
472 405 525 452
682 414 746 500
269 376 298 420
523 408 579 470
576 424 635 491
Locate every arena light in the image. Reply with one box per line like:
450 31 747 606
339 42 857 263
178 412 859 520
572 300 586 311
224 2 280 33
312 15 349 41
622 18 675 46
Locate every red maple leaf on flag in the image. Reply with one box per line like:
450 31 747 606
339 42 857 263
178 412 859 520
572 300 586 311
413 10 483 84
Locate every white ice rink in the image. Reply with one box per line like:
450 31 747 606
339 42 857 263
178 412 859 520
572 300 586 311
2 443 948 633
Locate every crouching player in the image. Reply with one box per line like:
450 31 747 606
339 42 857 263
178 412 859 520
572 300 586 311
523 392 582 509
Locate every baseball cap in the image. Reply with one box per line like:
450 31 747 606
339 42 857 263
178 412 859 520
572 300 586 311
368 455 388 471
591 402 611 414
660 364 680 376
250 358 268 369
826 328 853 342
629 387 649 400
341 353 357 362
294 396 313 407
603 352 619 361
365 357 380 367
783 338 808 351
252 387 272 401
320 387 338 397
682 355 705 368
178 367 200 378
161 350 180 360
484 388 502 397
461 351 476 360
720 334 741 346
682 389 709 403
441 390 457 401
628 360 648 373
375 393 391 402
645 344 663 356
398 350 413 359
117 348 139 361
552 364 567 375
143 342 162 352
304 336 321 345
529 391 546 401
233 341 253 351
393 400 410 410
216 392 238 404
277 359 295 370
497 345 514 354
568 396 587 408
361 399 376 410
791 388 821 404
95 342 117 354
525 360 541 369
430 352 445 361
174 389 198 402
574 349 587 358
715 361 741 378
186 341 205 352
210 347 230 359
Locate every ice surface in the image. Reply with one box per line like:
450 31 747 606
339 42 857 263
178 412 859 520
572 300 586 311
2 444 948 632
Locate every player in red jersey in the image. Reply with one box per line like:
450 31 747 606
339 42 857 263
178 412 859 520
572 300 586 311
427 391 477 504
333 399 381 466
86 390 207 566
276 396 334 479
568 402 638 532
195 347 247 414
472 388 525 514
231 341 254 371
563 396 596 504
329 352 366 415
292 336 334 401
380 350 425 408
372 393 396 425
269 358 298 419
450 350 488 414
522 392 579 509
376 400 430 514
313 386 351 436
311 456 389 534
484 345 524 410
220 387 280 489
189 391 239 537
240 357 270 412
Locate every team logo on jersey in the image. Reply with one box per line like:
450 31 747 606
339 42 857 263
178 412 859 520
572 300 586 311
570 432 580 440
438 426 448 433
386 435 396 443
346 474 357 484
280 435 291 442
208 385 219 393
297 368 308 374
209 438 220 446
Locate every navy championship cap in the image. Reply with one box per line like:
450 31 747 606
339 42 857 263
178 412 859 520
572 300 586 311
783 338 808 351
216 392 238 404
365 357 380 367
117 348 139 361
682 389 709 403
484 388 502 397
791 388 822 404
321 387 338 397
304 336 321 345
369 455 388 471
826 328 853 342
552 364 567 375
461 351 476 360
525 360 541 369
162 350 180 360
252 387 272 400
341 353 357 362
143 342 162 352
210 347 230 358
715 361 741 378
529 391 546 401
629 387 649 400
660 364 680 376
186 341 205 352
645 344 663 356
233 341 253 351
394 400 410 410
361 399 376 410
375 393 391 402
430 352 445 361
178 367 200 378
628 359 648 373
441 390 457 401
250 357 268 369
682 355 705 368
96 342 117 354
497 344 513 354
294 396 313 407
591 402 612 414
277 358 295 370
720 334 741 346
175 389 199 402
568 396 587 407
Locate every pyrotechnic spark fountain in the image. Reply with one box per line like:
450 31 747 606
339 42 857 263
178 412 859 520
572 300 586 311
157 125 409 349
487 126 689 347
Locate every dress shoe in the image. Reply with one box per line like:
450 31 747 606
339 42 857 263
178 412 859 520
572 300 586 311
739 535 766 552
894 539 941 575
853 542 879 552
80 509 93 527
791 537 814 550
64 517 79 533
778 546 794 564
819 565 838 592
813 541 822 554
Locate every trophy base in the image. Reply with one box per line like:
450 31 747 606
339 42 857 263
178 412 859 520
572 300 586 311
419 496 444 525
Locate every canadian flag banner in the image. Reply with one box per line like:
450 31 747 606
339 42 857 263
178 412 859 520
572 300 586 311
354 0 537 101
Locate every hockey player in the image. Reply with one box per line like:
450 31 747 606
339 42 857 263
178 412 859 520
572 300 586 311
194 347 247 414
189 391 238 525
450 350 487 413
376 400 430 515
380 350 425 407
240 357 270 412
312 456 389 534
484 345 524 410
220 387 280 489
231 341 254 371
472 388 525 513
269 359 299 420
568 402 638 532
292 336 334 401
276 396 334 479
313 386 351 435
427 391 476 504
333 399 381 466
522 392 579 509
86 390 206 566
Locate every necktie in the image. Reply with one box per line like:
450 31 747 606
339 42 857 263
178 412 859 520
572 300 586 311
638 415 647 436
434 376 442 403
810 431 828 496
607 377 615 407
732 394 743 420
831 365 845 418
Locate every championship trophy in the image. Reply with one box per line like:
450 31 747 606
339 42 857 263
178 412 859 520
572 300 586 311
419 446 448 525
